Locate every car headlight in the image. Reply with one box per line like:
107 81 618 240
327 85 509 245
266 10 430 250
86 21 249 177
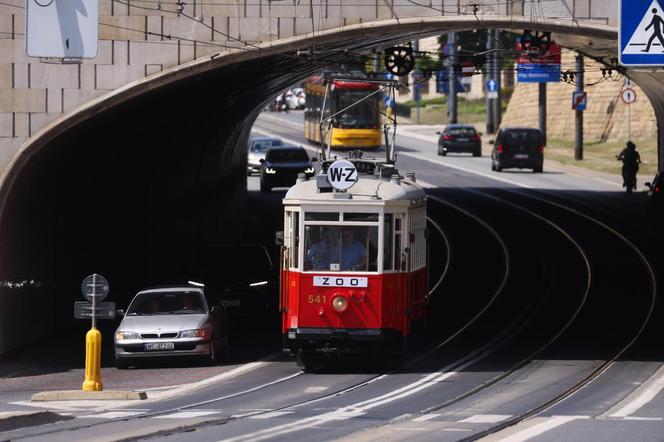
116 331 139 340
265 168 277 174
180 329 211 338
304 167 315 174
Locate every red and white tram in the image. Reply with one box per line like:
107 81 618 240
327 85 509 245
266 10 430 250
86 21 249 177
280 157 428 369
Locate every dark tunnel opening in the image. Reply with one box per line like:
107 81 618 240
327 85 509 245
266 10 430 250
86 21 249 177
0 55 319 353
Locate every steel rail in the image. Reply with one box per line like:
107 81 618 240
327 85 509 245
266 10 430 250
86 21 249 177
458 189 657 442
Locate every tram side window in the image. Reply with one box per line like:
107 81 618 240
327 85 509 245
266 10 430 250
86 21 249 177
286 211 300 269
394 216 402 271
383 214 393 271
304 225 378 272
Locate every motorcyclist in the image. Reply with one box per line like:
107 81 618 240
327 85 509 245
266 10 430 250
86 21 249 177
617 141 641 194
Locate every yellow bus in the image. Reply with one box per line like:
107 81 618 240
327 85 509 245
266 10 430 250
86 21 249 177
304 76 382 150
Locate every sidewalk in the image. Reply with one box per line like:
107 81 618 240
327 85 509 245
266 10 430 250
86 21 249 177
397 123 625 188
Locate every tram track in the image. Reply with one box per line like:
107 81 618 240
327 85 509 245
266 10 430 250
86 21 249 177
454 188 657 441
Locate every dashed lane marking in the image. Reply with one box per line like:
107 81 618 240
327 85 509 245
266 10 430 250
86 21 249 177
460 414 513 424
412 413 441 422
495 416 588 442
154 411 221 419
79 411 145 419
249 411 295 419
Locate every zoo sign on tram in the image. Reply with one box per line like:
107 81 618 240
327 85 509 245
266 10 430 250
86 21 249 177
279 158 428 369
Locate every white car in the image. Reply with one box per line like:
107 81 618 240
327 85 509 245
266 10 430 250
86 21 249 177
114 286 229 368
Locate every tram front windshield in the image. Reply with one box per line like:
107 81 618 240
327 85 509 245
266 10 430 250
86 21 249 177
334 90 378 129
304 225 378 272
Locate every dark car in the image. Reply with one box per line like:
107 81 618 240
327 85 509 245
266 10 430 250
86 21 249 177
645 171 664 219
491 127 544 173
248 136 283 175
437 124 482 157
260 145 315 192
191 244 276 319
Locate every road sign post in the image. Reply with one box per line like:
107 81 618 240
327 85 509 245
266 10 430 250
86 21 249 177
621 88 637 141
79 273 111 392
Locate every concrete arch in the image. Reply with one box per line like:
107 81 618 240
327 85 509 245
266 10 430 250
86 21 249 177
2 15 657 354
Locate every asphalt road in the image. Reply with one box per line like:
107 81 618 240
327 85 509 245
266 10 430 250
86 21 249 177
2 110 664 442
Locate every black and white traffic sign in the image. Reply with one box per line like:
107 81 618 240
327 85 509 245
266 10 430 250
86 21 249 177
327 160 358 191
81 274 110 301
622 88 637 104
74 301 116 320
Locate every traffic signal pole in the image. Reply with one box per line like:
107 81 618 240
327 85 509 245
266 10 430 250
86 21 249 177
486 30 495 134
539 83 547 146
492 29 502 129
575 54 584 160
448 32 458 125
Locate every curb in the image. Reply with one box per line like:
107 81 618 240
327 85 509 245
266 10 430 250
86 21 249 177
0 411 73 432
31 390 147 401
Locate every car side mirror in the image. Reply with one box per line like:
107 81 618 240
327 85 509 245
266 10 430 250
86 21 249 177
259 158 265 164
478 132 483 136
275 230 284 246
115 309 125 318
645 182 652 188
489 139 495 145
311 157 318 162
435 131 441 135
210 306 219 313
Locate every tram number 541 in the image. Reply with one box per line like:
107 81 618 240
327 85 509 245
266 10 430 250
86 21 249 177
313 276 368 288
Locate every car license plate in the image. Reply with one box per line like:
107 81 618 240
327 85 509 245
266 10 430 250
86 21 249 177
221 300 240 307
514 153 529 159
144 342 175 351
457 138 469 142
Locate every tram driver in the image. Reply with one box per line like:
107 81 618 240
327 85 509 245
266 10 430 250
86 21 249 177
306 227 367 271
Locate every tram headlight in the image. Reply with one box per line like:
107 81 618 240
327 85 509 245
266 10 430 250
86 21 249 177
304 167 315 174
265 168 277 174
332 296 348 313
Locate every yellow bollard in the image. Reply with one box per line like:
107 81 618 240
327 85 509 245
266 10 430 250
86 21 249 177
82 327 103 391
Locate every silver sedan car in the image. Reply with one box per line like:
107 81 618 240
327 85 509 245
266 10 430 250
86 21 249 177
114 286 228 369
248 136 283 175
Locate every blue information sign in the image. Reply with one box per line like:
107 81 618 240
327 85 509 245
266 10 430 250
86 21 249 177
435 69 467 94
517 63 561 83
620 0 664 66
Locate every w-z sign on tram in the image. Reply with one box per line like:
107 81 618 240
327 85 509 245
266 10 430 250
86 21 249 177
327 160 358 190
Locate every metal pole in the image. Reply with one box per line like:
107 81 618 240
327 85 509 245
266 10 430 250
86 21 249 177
91 274 97 329
539 82 547 146
575 53 584 160
628 103 632 142
493 29 502 128
448 32 458 125
413 40 420 124
486 30 495 134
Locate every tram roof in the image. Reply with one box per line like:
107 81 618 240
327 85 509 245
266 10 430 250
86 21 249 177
284 174 426 205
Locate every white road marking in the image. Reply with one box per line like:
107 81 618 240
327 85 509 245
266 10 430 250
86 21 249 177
79 411 145 419
496 416 588 442
610 367 664 418
460 414 512 424
155 411 220 419
304 386 329 393
249 411 294 419
389 413 412 423
622 416 663 421
412 413 441 422
443 428 473 432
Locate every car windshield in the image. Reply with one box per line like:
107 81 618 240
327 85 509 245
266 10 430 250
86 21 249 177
250 139 282 153
447 127 477 136
266 148 309 163
304 225 378 272
504 130 541 147
334 90 378 129
127 291 206 315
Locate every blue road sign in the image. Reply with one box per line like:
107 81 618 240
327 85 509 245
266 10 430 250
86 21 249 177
572 91 588 111
517 63 561 83
620 0 664 66
436 69 467 94
487 79 498 93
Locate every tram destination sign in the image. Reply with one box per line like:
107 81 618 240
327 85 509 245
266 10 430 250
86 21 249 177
327 160 358 191
313 276 368 288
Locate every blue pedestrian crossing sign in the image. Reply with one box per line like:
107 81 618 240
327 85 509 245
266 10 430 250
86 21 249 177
620 0 664 66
